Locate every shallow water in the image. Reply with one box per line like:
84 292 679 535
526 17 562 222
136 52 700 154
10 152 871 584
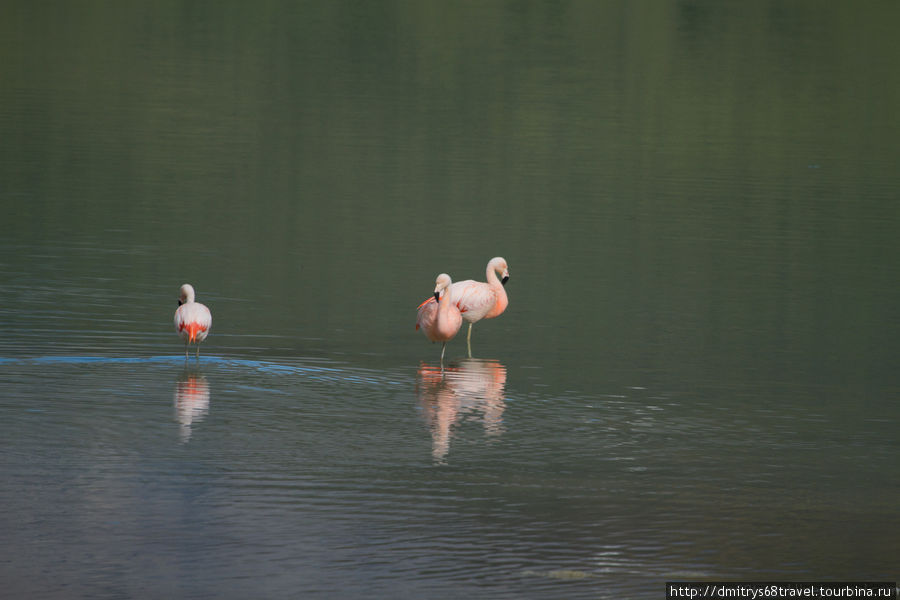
2 353 895 598
1 2 898 598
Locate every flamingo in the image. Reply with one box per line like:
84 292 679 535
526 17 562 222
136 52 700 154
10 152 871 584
417 257 510 356
174 284 212 360
415 273 463 363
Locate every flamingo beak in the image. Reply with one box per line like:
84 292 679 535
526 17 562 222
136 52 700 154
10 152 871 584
501 274 509 285
433 291 441 303
177 300 183 306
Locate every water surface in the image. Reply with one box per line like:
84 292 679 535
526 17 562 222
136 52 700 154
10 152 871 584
1 2 898 598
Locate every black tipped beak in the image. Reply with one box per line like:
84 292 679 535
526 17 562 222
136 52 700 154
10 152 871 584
433 292 441 303
177 300 183 306
501 275 509 286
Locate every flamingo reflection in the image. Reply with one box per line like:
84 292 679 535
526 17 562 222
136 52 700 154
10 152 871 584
174 372 210 443
416 358 507 463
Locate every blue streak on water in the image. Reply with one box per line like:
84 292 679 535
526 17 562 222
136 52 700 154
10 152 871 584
0 355 406 388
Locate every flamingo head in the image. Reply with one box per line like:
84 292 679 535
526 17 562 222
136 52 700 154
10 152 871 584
178 284 196 306
489 257 510 286
433 273 452 302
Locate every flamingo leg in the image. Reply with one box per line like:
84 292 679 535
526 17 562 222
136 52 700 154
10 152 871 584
184 342 189 360
196 345 200 360
440 342 446 364
466 322 473 358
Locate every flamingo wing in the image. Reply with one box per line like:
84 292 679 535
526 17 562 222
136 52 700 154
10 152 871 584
416 299 437 333
449 280 495 321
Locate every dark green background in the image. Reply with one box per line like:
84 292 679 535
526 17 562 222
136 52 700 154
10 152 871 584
1 2 897 597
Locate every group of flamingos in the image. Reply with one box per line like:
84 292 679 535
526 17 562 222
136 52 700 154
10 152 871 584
174 257 510 363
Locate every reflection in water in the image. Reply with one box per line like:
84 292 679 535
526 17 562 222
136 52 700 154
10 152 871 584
173 372 210 443
416 359 507 463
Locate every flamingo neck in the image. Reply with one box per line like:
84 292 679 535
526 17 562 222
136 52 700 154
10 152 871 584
437 289 452 314
485 263 507 316
486 264 502 288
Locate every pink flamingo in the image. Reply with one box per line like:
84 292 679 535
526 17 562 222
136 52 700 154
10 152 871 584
418 257 510 356
174 284 212 359
415 273 463 363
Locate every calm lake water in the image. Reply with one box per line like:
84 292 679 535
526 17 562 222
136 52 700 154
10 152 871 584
1 2 898 598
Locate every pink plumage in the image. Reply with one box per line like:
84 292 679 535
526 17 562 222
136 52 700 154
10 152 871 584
417 257 509 355
416 273 462 362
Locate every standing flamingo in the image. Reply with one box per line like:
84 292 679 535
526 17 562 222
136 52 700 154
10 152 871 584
416 273 463 363
174 284 212 360
417 257 510 356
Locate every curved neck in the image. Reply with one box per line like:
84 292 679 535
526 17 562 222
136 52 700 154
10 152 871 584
485 263 501 287
437 287 453 312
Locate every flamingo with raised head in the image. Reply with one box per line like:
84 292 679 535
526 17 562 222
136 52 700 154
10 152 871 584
417 257 509 356
174 284 212 360
416 273 463 363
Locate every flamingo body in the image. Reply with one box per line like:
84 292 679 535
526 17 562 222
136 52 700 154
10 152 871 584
417 257 509 354
416 274 462 361
174 284 212 358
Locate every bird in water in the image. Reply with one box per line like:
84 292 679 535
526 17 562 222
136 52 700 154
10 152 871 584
174 284 212 360
417 257 509 357
416 273 463 364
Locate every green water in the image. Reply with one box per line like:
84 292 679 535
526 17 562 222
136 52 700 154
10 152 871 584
1 2 897 598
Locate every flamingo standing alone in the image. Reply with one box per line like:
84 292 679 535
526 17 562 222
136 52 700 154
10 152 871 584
418 257 510 356
416 273 463 363
174 284 212 360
